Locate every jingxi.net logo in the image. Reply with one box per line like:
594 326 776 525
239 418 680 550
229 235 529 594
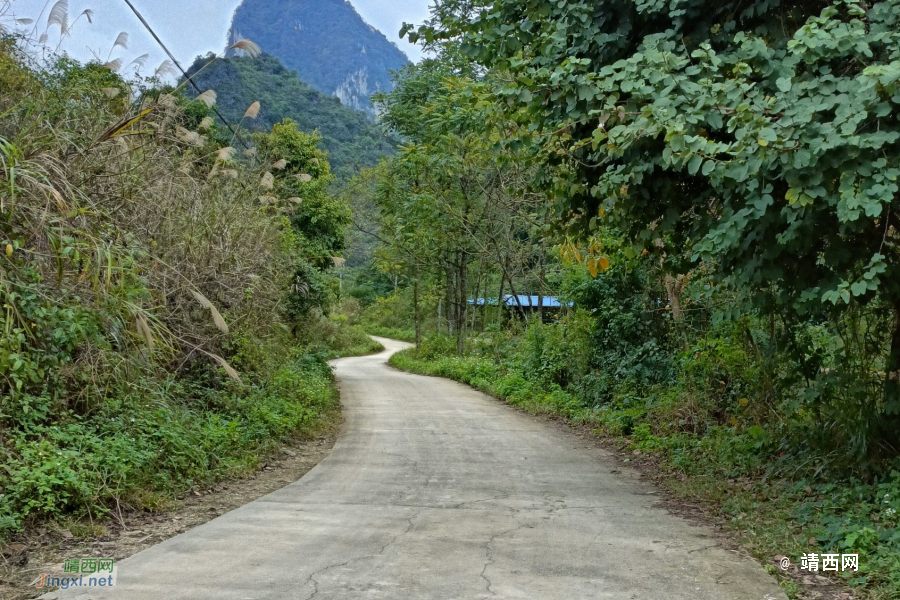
34 558 117 590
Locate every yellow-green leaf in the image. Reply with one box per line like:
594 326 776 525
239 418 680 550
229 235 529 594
599 257 611 272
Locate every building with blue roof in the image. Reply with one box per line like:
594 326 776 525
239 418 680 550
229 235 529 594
468 295 573 321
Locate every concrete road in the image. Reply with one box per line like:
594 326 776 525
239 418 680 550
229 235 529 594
44 338 785 600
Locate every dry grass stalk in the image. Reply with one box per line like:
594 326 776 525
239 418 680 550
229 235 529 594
244 101 260 120
154 60 176 79
135 313 155 349
47 0 68 34
216 146 236 162
195 89 217 107
176 126 204 147
111 31 128 52
158 94 177 109
229 39 262 58
1 49 296 397
126 53 149 71
190 290 229 333
210 354 242 383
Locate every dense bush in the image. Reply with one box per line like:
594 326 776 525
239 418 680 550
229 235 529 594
0 340 337 534
0 40 367 536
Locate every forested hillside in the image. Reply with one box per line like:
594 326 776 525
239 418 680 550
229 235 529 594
350 1 900 596
229 0 410 113
183 54 394 177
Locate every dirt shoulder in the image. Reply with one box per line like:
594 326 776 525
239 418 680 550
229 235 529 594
0 414 341 600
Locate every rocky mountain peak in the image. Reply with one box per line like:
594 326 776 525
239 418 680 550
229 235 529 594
229 0 411 114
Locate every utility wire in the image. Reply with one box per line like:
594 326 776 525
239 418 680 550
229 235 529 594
119 0 249 149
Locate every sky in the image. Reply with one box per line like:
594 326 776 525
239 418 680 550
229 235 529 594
3 0 432 78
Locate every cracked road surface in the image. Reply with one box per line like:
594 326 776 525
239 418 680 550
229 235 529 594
45 338 786 600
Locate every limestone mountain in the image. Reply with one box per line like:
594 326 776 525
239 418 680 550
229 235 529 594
228 0 411 113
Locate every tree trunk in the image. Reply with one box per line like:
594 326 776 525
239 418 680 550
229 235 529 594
457 250 467 356
538 237 546 323
496 274 506 327
504 271 526 320
664 274 684 321
882 304 900 450
471 264 483 332
414 262 421 350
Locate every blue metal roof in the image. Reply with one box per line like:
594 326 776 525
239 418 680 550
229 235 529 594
503 295 570 308
468 295 572 308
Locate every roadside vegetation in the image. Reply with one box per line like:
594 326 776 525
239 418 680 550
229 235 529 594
0 17 372 541
346 1 900 597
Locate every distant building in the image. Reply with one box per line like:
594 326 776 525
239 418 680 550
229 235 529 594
468 295 573 321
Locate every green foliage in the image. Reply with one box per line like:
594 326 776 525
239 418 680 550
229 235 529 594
794 474 900 590
370 55 558 354
229 0 410 113
254 119 348 259
563 256 675 403
415 0 900 311
0 42 355 536
360 292 414 330
184 54 395 177
361 326 416 343
0 340 338 534
251 119 351 317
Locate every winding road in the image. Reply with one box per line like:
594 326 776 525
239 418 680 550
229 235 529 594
44 338 785 599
